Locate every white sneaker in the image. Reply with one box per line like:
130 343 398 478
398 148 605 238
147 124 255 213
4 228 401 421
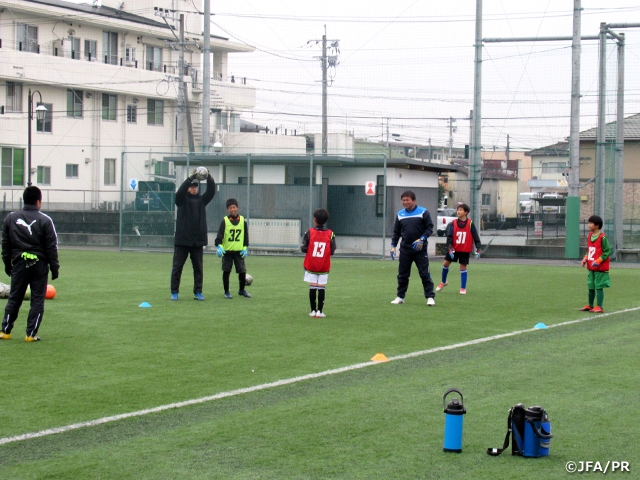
391 297 405 304
315 311 326 318
309 310 317 317
460 288 467 295
427 298 436 306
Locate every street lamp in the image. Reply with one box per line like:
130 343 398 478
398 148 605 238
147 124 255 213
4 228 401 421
28 88 47 186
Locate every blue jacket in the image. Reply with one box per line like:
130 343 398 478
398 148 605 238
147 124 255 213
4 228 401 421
391 205 434 250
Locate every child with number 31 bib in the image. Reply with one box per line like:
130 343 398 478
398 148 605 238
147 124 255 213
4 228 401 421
436 203 482 295
301 209 336 318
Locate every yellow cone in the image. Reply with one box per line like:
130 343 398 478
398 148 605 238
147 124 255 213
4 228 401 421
371 353 389 362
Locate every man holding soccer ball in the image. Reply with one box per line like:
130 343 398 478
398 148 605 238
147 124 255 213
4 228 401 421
170 167 215 301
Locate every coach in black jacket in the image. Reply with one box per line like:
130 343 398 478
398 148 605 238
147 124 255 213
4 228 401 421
170 171 215 301
1 186 59 342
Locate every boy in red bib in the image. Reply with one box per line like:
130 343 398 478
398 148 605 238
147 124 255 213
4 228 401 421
436 203 481 295
301 209 336 318
579 215 610 313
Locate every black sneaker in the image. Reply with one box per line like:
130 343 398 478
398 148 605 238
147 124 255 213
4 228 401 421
238 290 251 298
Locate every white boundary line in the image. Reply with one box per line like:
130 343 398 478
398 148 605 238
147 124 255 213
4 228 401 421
1 306 638 446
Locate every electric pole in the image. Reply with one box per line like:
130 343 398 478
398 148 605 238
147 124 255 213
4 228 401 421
448 117 457 160
309 27 339 155
202 0 211 152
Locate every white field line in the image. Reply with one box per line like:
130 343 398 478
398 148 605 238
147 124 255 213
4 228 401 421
1 306 638 446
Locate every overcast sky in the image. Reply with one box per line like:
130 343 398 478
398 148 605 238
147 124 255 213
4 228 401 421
75 1 640 152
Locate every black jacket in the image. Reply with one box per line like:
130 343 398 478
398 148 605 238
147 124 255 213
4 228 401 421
174 175 216 246
391 205 434 251
2 205 59 273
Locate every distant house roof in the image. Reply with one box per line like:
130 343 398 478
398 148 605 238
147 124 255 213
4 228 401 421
525 142 569 157
24 0 171 29
579 113 640 141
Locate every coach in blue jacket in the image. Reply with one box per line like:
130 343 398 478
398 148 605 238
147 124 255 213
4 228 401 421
389 191 436 306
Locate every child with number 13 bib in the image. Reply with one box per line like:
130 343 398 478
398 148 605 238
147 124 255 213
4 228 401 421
301 209 336 318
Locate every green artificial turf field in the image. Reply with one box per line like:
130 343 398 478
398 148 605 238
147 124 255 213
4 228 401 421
0 250 638 479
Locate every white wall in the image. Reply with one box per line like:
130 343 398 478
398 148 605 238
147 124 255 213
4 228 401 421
323 167 439 188
253 165 285 184
313 132 354 156
222 132 305 155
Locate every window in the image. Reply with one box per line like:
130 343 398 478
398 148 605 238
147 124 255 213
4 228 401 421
154 161 170 176
17 24 38 53
102 94 117 121
68 36 81 59
1 148 25 186
147 99 163 125
37 166 51 185
67 89 83 118
126 105 137 123
6 82 23 112
66 164 79 178
36 103 53 133
125 45 136 65
145 46 162 72
376 175 385 217
542 162 568 174
482 194 491 206
104 158 116 185
103 31 118 65
84 39 97 61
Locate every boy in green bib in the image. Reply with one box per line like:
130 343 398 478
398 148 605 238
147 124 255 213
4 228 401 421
214 199 250 299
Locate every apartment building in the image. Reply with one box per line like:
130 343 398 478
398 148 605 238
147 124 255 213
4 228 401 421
0 0 255 209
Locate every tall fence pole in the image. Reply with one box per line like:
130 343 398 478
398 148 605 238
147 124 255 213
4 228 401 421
566 0 581 259
614 33 625 257
382 154 387 259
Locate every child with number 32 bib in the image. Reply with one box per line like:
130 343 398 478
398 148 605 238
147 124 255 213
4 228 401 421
301 209 336 318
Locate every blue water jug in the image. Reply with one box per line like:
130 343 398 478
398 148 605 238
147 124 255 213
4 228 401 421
443 388 466 453
523 406 552 458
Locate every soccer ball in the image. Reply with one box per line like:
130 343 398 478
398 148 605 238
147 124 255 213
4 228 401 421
245 274 253 286
0 282 9 299
195 166 209 180
46 284 57 299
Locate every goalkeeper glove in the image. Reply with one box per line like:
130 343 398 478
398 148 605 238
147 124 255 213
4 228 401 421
412 237 426 251
591 257 603 268
448 247 455 260
240 248 248 259
476 249 482 259
390 245 396 260
216 245 226 258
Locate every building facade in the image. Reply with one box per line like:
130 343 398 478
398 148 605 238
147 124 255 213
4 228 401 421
0 0 254 209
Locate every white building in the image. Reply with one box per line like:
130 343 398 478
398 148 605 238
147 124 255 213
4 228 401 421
0 0 256 209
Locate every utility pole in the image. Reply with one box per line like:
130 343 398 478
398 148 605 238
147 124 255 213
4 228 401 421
322 29 327 154
506 134 510 162
156 9 199 154
386 118 390 159
471 0 483 228
177 14 185 152
202 0 211 152
309 27 339 155
448 117 457 160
